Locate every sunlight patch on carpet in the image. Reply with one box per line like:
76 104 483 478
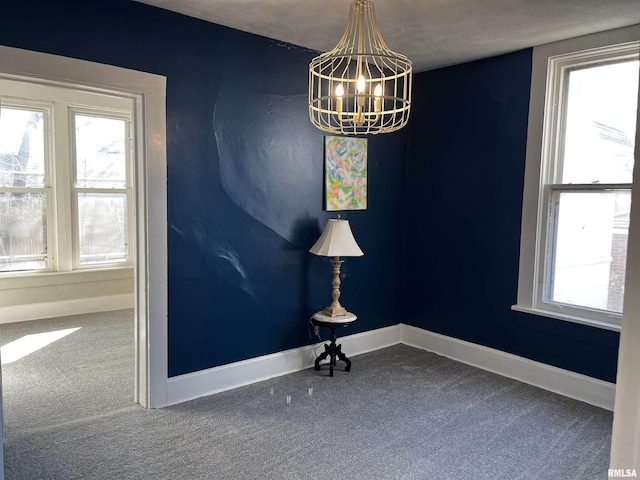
1 328 80 364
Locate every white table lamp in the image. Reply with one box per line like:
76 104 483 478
309 216 364 317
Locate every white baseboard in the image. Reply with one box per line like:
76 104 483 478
166 323 401 406
0 293 134 324
400 323 616 411
165 322 615 411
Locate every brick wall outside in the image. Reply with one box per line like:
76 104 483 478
608 232 628 312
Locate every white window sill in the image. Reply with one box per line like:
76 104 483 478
511 304 621 332
0 267 134 290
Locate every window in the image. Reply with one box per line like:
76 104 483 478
73 113 130 266
0 105 48 271
515 31 640 330
0 79 134 273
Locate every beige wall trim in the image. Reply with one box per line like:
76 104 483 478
0 293 134 324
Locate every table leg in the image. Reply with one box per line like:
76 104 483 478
312 323 353 376
335 344 351 372
329 327 338 376
315 344 331 370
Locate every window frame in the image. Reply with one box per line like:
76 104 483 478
0 98 54 272
0 78 135 275
514 28 640 332
69 107 134 270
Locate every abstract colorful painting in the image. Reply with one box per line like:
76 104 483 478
324 136 367 211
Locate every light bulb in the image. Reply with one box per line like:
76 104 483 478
374 83 382 113
335 84 344 113
357 75 365 93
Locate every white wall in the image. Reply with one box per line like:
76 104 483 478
609 50 640 476
0 269 134 323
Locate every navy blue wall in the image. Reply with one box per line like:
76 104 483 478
2 2 620 383
403 50 620 382
1 1 408 376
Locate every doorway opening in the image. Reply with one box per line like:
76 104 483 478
0 45 168 422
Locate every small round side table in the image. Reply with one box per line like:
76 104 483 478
310 312 357 377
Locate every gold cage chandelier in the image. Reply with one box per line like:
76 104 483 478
308 0 412 135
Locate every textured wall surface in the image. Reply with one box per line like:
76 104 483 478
403 49 620 382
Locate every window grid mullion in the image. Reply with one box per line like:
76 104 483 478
553 67 571 184
75 187 128 194
52 101 73 272
547 183 633 191
542 188 560 305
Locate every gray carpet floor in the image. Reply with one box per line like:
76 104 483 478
0 311 613 479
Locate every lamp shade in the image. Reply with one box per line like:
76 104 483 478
309 218 364 257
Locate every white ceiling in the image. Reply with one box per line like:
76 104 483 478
135 0 640 72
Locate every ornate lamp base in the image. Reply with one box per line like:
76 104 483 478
322 256 350 317
322 304 348 317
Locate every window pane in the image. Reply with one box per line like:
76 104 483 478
0 192 47 271
548 190 630 312
74 115 127 188
78 193 127 265
561 60 638 184
0 107 45 188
